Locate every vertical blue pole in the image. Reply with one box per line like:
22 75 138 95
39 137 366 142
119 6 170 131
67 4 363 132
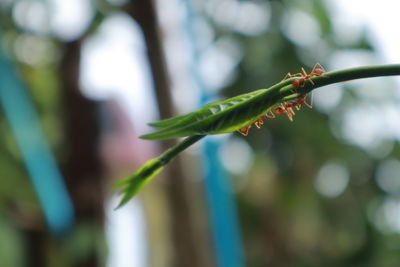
0 50 74 235
201 138 245 267
180 1 245 266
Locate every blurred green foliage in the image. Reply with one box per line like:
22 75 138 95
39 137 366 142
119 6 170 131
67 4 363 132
197 0 400 266
1 0 400 266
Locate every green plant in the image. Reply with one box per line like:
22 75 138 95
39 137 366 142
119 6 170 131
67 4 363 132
115 64 400 208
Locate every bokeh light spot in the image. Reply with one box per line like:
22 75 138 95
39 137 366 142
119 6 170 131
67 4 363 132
376 158 400 194
282 10 321 47
314 161 349 198
219 136 254 176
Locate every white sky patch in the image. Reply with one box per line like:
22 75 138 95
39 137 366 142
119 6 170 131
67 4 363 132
199 37 242 91
49 0 93 41
106 196 148 267
327 0 400 85
358 1 399 62
80 13 158 130
326 0 400 152
79 13 155 267
157 0 200 114
158 0 244 112
329 7 363 46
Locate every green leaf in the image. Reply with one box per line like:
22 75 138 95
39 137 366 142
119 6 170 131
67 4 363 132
148 112 196 128
114 158 164 209
147 90 267 129
140 88 282 140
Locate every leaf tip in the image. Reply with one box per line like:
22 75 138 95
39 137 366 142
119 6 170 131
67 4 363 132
113 158 164 209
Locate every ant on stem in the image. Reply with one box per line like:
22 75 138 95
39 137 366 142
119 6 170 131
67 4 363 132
254 112 275 128
237 111 275 136
283 63 326 87
276 63 326 120
238 63 326 136
238 125 251 136
273 95 310 121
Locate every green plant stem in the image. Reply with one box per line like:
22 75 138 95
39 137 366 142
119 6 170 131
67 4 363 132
115 134 206 208
159 135 206 165
277 64 400 98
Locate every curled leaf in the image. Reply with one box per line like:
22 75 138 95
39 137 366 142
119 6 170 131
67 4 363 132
140 83 293 140
115 158 164 209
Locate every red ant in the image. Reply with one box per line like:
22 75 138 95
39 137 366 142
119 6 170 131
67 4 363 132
238 64 326 136
238 125 251 136
238 111 275 136
276 63 325 119
239 94 311 135
273 94 311 121
274 104 295 121
285 94 312 110
283 63 326 88
254 112 275 128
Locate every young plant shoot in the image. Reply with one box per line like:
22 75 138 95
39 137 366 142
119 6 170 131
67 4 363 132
115 64 400 208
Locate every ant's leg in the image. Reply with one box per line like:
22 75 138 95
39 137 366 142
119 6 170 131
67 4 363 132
300 92 313 108
282 72 292 81
301 67 308 76
284 105 294 121
254 118 264 128
266 111 275 118
238 130 247 136
312 63 329 78
286 111 293 121
303 93 313 108
282 72 297 80
299 78 306 87
282 72 302 81
292 72 303 77
294 95 306 110
302 76 315 87
238 126 251 136
312 63 326 73
289 107 296 116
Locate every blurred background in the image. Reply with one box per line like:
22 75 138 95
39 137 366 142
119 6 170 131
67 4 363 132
1 0 400 266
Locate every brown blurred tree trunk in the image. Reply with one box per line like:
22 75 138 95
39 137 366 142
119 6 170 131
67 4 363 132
60 39 105 267
24 229 46 267
125 1 212 267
